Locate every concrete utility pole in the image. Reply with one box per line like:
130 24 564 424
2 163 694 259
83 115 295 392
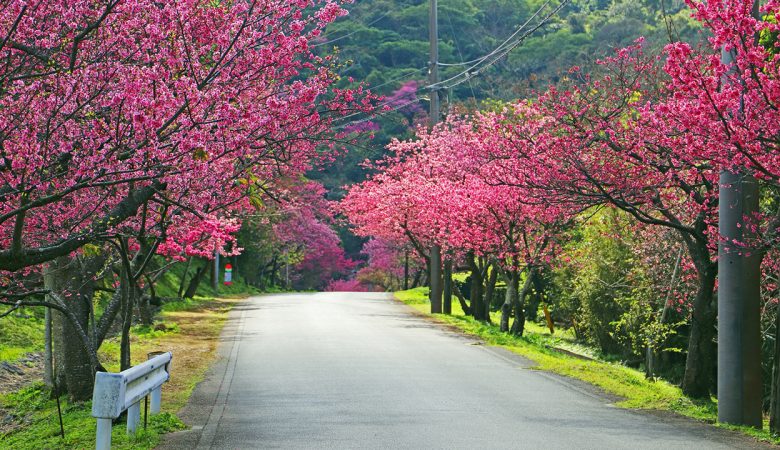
717 0 762 427
428 0 443 314
212 250 220 293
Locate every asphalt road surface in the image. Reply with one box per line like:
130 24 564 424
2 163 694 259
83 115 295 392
160 292 770 450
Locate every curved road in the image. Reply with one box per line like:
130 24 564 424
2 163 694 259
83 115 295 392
161 292 769 449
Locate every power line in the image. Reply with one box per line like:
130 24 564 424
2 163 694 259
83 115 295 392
334 98 421 130
332 0 569 131
428 0 567 91
332 68 427 126
443 7 477 101
434 1 554 68
366 67 426 91
312 10 392 48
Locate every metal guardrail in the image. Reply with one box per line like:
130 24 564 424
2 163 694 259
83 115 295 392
91 352 172 450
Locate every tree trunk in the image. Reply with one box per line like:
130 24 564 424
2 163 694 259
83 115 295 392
411 269 423 288
137 292 153 326
430 245 443 313
468 255 485 321
44 307 53 389
452 283 471 315
500 268 519 333
647 247 683 379
483 265 498 324
46 257 98 401
178 257 193 298
443 259 452 314
269 256 279 287
681 262 717 398
526 272 544 322
120 264 134 371
404 251 410 290
184 261 208 298
770 302 780 433
511 269 534 336
95 289 122 348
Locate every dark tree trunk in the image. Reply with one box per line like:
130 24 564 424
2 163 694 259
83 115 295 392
483 265 498 324
771 302 780 433
269 255 279 287
412 269 423 289
178 257 193 298
500 268 519 333
120 264 133 371
184 261 208 298
95 289 122 348
404 251 410 290
681 260 717 398
44 307 53 389
526 272 544 322
443 259 452 314
137 289 154 326
468 255 485 321
46 257 98 401
511 269 535 336
452 283 471 315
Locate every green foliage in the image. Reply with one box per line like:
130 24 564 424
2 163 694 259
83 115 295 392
547 209 681 366
552 209 644 355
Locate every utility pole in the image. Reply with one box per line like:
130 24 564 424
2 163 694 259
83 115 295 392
212 250 220 293
404 250 410 290
717 0 762 428
428 0 443 314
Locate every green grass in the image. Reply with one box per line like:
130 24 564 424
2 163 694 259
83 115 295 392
1 294 242 449
0 383 185 449
0 312 45 363
395 287 780 445
154 261 259 300
1 266 255 450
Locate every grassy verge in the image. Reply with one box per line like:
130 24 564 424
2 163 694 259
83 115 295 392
0 311 44 363
396 286 780 445
0 294 246 449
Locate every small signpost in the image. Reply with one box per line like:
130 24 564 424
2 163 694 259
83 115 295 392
224 263 233 285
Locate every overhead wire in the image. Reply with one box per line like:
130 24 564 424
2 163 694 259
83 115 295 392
427 0 566 91
446 0 568 89
365 67 427 91
331 68 427 126
434 0 555 69
312 10 392 48
334 98 421 130
443 6 477 102
333 0 569 130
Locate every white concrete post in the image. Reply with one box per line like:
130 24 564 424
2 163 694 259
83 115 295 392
150 387 162 414
127 401 141 434
96 418 112 450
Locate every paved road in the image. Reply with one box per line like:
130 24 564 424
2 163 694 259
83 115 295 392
161 292 769 449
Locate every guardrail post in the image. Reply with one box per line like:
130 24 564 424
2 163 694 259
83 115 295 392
127 401 141 434
150 386 162 414
96 418 112 450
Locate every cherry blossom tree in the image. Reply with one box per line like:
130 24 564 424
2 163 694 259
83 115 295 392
0 0 371 400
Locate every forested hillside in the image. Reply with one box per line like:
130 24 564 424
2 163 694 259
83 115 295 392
310 0 702 198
